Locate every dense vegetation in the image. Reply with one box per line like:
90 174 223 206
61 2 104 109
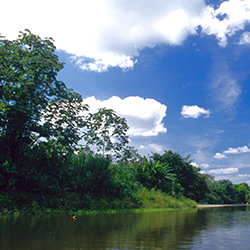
1 31 249 215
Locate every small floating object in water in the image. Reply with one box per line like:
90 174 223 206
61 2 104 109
72 215 77 220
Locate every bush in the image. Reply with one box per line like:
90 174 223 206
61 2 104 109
133 187 196 209
133 158 174 193
109 164 140 198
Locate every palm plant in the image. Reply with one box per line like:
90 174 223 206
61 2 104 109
133 158 175 193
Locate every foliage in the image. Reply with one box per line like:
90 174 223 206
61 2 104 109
59 152 124 199
0 30 88 173
109 164 140 198
132 187 197 209
116 145 143 166
218 179 237 203
200 175 223 204
152 151 208 201
234 183 250 204
201 175 240 204
83 108 129 159
246 193 250 204
0 141 66 196
75 153 114 197
133 158 175 193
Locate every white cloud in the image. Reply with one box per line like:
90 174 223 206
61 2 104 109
190 162 199 168
190 162 210 169
223 145 250 154
198 0 250 47
227 174 250 184
208 167 239 175
200 163 210 169
181 105 211 118
139 143 164 154
1 0 205 72
240 32 250 45
214 152 227 159
84 96 167 137
238 174 250 178
1 0 250 71
214 145 250 160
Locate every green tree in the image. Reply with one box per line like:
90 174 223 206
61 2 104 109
117 145 142 166
218 179 237 204
133 158 175 193
152 151 208 201
83 108 129 159
235 183 250 203
0 30 88 188
246 193 250 204
202 177 237 204
202 174 224 204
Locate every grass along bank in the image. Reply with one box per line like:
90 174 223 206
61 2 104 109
0 187 197 216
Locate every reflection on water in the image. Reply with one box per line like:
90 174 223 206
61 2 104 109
0 206 250 250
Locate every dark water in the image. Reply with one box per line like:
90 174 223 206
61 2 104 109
0 206 250 250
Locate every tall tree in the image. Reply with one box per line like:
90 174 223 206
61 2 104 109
117 145 142 166
83 108 129 159
0 30 88 166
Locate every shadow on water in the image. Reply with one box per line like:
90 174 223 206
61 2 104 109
0 206 250 250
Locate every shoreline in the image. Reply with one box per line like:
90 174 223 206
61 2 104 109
1 204 249 217
0 207 195 217
197 204 250 208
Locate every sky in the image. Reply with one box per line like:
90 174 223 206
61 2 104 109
1 0 250 184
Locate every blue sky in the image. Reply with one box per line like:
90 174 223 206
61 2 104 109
1 0 250 184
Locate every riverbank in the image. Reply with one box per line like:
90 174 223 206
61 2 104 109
0 188 197 216
0 206 197 217
197 204 250 208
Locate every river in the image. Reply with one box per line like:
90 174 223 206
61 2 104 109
0 206 250 250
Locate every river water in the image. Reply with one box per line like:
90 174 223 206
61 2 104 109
0 206 250 250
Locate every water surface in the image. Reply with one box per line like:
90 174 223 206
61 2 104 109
0 206 250 250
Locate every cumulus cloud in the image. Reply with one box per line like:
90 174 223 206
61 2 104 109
0 0 204 71
214 145 250 160
223 145 250 154
181 105 211 118
190 162 199 168
198 0 250 47
227 174 250 184
214 152 227 159
139 143 164 153
1 0 250 71
238 174 250 178
84 96 167 137
208 167 239 175
200 163 210 169
240 32 250 45
190 162 210 169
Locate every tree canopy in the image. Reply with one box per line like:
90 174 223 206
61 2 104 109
0 30 88 165
152 151 208 201
83 108 129 159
